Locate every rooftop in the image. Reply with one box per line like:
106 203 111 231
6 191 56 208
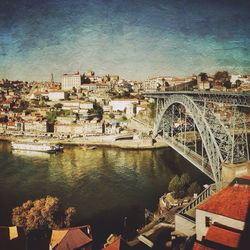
50 226 92 250
197 177 250 221
205 225 240 248
193 242 214 250
102 237 121 250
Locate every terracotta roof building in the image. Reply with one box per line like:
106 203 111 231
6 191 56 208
49 225 92 250
102 235 129 250
194 176 250 250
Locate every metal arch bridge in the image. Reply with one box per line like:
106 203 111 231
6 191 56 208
142 91 250 183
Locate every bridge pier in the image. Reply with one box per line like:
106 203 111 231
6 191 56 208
222 161 250 184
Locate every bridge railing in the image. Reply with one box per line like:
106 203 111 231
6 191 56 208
164 137 214 180
178 183 217 217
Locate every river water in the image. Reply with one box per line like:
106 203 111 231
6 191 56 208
0 141 210 248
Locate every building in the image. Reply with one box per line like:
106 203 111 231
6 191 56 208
102 235 129 250
0 226 26 250
81 84 97 91
48 90 67 101
54 120 104 135
62 101 93 113
193 176 250 249
110 99 138 112
49 225 92 250
61 73 82 90
24 120 47 133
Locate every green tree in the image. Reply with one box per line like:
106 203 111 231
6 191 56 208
169 174 192 198
122 115 127 121
54 103 63 110
93 101 103 119
188 182 201 196
168 175 181 193
223 80 232 89
46 111 57 123
180 173 191 191
12 196 76 233
198 72 208 82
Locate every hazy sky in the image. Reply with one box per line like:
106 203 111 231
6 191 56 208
0 0 250 81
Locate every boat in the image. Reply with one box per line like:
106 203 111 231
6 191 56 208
11 140 64 153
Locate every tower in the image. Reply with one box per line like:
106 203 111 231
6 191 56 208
50 73 54 84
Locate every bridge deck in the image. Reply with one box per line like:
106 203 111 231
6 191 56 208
142 91 250 107
165 137 214 181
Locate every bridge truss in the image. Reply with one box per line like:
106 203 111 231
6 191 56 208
152 94 249 183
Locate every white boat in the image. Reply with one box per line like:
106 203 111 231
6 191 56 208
11 140 63 153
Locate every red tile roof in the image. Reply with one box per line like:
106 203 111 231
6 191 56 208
102 236 126 250
102 238 121 250
192 242 214 250
51 227 92 250
205 225 240 248
242 176 250 180
197 184 250 221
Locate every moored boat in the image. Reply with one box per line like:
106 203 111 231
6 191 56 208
11 140 64 153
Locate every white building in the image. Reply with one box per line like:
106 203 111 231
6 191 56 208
231 74 250 86
103 105 111 113
81 84 97 91
193 176 250 249
61 73 82 90
48 91 67 101
24 120 47 133
54 121 103 135
61 101 93 112
110 99 138 112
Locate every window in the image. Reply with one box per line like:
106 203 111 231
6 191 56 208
205 216 212 227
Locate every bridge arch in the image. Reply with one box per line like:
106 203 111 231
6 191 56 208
154 95 225 183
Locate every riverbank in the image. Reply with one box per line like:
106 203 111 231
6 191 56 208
0 135 168 150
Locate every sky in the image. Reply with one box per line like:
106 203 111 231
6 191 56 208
0 0 250 81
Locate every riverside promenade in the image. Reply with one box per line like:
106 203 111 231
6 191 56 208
0 134 168 150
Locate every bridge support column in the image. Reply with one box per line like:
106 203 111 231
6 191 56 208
222 161 250 184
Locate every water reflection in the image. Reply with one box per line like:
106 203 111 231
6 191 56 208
0 141 210 248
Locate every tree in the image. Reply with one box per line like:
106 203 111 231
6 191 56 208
223 80 232 89
198 72 208 82
93 101 103 119
64 207 76 227
169 174 192 198
180 173 191 191
235 79 242 88
168 175 181 193
188 182 201 197
54 103 63 110
214 71 229 82
122 115 127 121
12 196 76 233
46 111 57 123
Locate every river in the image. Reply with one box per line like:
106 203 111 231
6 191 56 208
0 141 210 248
